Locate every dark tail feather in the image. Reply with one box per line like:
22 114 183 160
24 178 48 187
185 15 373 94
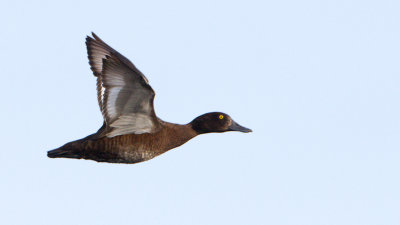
47 148 82 159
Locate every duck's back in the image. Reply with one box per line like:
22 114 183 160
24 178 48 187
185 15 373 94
48 122 198 164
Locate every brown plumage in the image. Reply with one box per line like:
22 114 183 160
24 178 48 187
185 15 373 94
47 33 252 164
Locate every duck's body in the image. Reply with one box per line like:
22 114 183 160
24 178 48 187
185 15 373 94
48 33 251 164
49 122 197 163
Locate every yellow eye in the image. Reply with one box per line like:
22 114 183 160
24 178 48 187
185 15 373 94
219 115 224 120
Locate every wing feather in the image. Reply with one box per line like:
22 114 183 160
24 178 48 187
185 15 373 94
85 33 161 137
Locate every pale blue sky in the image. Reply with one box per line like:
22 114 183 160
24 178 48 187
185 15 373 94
1 0 400 224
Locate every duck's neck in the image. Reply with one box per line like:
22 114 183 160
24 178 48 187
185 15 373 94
188 120 210 135
164 122 199 140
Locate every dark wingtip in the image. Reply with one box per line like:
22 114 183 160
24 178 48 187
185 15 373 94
86 35 93 42
85 33 101 77
91 32 101 41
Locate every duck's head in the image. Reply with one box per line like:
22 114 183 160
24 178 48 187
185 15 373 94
190 112 252 134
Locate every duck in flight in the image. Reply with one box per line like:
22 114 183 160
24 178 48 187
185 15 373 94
47 33 252 164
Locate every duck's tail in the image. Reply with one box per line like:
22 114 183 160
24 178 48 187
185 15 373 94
47 131 100 160
47 148 81 159
47 140 85 160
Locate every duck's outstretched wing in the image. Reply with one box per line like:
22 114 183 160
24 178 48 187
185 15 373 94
86 33 161 137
